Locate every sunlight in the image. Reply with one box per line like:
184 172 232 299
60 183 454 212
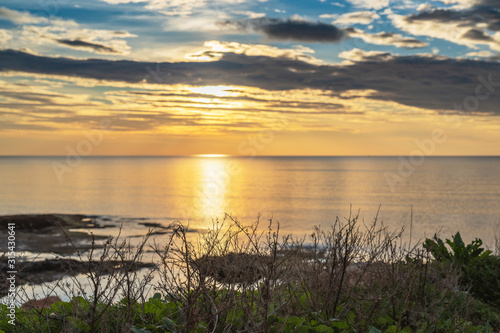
196 158 229 219
195 154 228 157
187 85 238 97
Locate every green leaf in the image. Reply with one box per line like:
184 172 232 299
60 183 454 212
314 325 334 333
331 320 349 329
369 327 382 333
285 316 306 330
377 315 394 326
161 317 176 331
294 326 311 333
384 325 398 333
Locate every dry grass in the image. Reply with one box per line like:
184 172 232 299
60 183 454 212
495 222 500 255
8 211 487 332
151 211 472 332
15 227 156 333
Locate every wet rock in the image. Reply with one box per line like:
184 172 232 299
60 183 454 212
0 214 113 255
139 222 170 229
0 258 156 297
0 214 96 232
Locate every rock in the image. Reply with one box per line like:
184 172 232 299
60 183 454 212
0 214 96 232
22 296 62 309
192 253 270 284
139 222 170 229
0 214 115 255
0 258 156 297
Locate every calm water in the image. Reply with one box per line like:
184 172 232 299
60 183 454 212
1 156 499 246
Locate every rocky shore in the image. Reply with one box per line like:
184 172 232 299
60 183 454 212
0 257 156 297
0 214 155 298
0 214 113 254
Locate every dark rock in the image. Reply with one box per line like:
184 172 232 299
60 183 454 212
0 214 96 232
191 253 270 284
139 222 170 229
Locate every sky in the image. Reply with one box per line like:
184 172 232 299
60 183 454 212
1 0 500 156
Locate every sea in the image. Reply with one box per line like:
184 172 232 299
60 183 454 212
1 156 499 247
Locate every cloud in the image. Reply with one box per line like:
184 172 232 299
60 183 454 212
218 17 346 42
6 23 136 55
185 40 324 64
0 29 11 44
232 11 266 19
391 5 500 51
0 7 48 25
440 0 500 8
0 75 353 134
466 50 495 57
99 0 206 16
219 17 425 49
345 28 428 48
323 11 380 25
347 0 390 10
417 3 434 11
2 49 500 116
0 121 55 131
99 0 248 17
338 48 393 61
0 6 136 55
55 39 120 54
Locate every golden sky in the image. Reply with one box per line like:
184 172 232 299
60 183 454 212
1 0 500 156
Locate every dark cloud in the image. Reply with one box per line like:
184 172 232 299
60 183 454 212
475 0 500 7
55 39 119 54
219 17 346 42
222 17 426 48
403 5 500 35
421 8 497 26
461 29 493 41
1 49 500 115
393 3 500 53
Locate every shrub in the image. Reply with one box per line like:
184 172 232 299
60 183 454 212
424 232 500 308
1 212 499 332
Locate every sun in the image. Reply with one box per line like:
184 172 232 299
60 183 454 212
187 85 237 97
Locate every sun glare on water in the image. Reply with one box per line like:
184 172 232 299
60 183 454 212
195 154 228 157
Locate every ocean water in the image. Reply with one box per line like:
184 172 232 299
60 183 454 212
1 156 499 246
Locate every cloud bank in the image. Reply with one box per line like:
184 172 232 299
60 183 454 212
2 49 500 115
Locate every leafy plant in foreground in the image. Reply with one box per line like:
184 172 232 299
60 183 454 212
424 232 500 308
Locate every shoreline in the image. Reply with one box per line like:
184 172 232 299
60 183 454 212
0 214 157 298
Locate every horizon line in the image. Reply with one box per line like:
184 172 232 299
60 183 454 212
1 155 500 158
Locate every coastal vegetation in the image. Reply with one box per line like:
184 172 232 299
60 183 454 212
1 213 499 332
